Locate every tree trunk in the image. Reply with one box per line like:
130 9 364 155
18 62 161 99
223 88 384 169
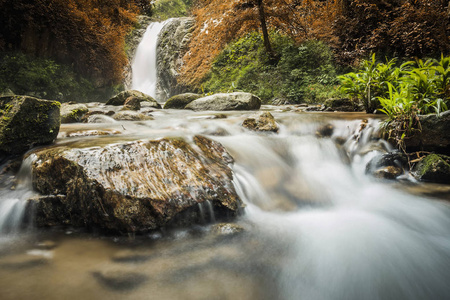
256 0 274 58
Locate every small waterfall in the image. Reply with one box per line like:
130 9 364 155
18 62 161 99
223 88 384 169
131 20 170 99
0 155 37 236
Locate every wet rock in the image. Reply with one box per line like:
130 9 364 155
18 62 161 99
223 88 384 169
60 103 89 123
65 130 121 137
121 96 141 111
85 115 117 124
305 105 323 112
0 95 60 155
413 154 450 184
271 98 290 105
211 223 244 236
185 92 261 111
106 90 161 108
316 124 334 138
404 111 450 155
163 93 202 109
157 18 195 101
323 98 359 112
242 112 279 133
373 166 403 179
366 152 408 179
112 111 153 121
31 136 243 233
92 269 148 291
81 110 115 123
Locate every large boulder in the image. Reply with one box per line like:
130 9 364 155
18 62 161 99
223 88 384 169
0 96 60 156
106 90 161 108
185 92 261 111
157 18 195 101
163 93 202 109
413 154 450 184
60 103 89 123
30 136 243 233
404 111 450 155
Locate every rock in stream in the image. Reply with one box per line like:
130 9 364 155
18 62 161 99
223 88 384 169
30 136 243 233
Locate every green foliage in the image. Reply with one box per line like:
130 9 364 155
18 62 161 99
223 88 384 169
202 32 342 103
152 0 192 20
339 54 450 149
0 52 114 102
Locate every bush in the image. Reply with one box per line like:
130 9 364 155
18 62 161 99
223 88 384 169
201 32 341 103
339 54 450 149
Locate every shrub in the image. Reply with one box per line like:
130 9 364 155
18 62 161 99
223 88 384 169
202 32 341 103
339 54 450 149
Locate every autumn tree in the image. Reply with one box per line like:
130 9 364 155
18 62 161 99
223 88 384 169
180 0 338 87
334 0 450 64
0 0 150 85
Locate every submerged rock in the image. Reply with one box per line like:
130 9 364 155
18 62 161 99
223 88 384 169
92 269 148 291
31 136 243 233
163 93 202 109
242 112 279 133
413 154 450 184
60 103 89 123
106 90 161 108
0 95 60 156
316 124 334 138
185 92 261 111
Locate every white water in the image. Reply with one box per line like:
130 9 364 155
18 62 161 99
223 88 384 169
222 118 450 300
0 109 449 299
0 155 36 238
131 21 169 99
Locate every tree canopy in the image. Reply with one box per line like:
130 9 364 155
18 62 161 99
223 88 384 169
180 0 450 88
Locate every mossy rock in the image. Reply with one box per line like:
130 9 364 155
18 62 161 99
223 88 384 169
413 154 450 184
106 90 161 108
163 93 202 109
60 103 89 123
0 95 60 155
242 112 279 133
324 98 358 112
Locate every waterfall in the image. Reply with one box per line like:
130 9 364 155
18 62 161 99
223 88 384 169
131 20 169 100
0 155 37 237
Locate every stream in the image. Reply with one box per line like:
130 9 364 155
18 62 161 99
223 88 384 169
0 108 449 300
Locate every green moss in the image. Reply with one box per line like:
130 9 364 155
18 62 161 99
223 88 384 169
415 154 450 184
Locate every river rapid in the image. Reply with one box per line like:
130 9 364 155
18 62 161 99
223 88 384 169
0 105 449 300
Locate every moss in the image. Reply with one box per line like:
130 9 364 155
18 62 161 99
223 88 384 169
414 154 450 184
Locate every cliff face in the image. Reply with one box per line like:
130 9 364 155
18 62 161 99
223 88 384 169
156 17 194 101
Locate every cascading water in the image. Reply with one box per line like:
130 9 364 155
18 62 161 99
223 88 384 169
0 107 449 300
0 155 36 238
131 20 169 99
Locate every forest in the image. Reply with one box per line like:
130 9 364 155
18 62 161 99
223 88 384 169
1 0 448 103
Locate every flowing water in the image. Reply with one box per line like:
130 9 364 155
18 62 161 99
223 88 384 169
131 20 170 99
0 107 449 300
